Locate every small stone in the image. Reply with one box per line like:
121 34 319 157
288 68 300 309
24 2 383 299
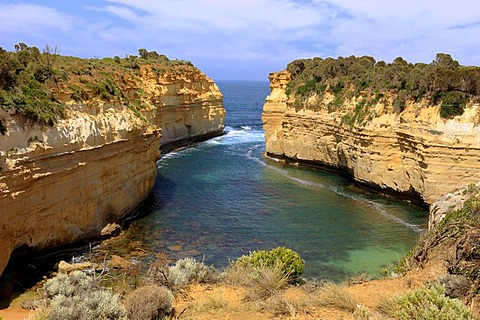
168 245 183 251
100 223 122 237
58 260 92 273
109 255 131 269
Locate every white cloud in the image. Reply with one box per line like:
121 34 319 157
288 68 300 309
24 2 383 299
0 4 75 33
315 0 480 64
1 0 480 79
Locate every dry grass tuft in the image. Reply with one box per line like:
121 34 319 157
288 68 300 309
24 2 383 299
223 261 290 301
266 294 309 317
193 290 228 313
244 263 290 301
316 281 359 312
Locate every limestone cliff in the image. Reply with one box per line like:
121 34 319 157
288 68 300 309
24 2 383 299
0 54 225 277
263 70 480 207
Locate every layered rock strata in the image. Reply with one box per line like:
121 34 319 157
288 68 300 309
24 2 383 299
263 71 480 207
137 67 225 150
0 67 225 276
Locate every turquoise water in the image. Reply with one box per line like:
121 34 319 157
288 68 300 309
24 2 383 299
112 81 427 281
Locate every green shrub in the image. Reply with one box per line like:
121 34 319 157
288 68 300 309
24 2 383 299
125 285 173 320
379 283 473 319
235 247 305 283
440 91 466 118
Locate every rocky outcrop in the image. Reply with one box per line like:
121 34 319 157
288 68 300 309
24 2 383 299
0 66 225 277
263 71 480 207
429 182 480 229
137 67 225 150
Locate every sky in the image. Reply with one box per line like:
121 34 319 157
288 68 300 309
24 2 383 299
1 0 479 81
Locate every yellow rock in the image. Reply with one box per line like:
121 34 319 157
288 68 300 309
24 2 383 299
262 71 480 210
0 66 225 277
58 260 92 273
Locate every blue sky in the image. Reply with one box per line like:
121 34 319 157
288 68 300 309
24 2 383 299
1 0 479 80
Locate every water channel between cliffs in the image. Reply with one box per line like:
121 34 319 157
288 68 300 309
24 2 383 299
99 80 428 281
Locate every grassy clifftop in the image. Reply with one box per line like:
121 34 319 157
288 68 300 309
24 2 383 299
285 53 480 120
0 43 196 133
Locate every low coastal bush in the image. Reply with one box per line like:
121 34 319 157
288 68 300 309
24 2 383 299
43 271 97 298
125 285 173 320
235 247 305 283
142 257 217 291
167 257 218 286
379 283 473 319
41 271 126 320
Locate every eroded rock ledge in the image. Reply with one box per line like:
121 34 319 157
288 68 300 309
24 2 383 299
262 71 480 208
0 66 225 276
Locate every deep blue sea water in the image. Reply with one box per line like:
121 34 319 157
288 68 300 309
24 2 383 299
109 80 428 280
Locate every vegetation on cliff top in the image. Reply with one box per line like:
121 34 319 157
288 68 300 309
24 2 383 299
285 53 480 121
0 43 196 134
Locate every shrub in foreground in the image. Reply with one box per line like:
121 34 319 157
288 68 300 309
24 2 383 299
380 283 473 320
125 285 173 320
40 271 126 320
167 257 218 286
235 247 305 283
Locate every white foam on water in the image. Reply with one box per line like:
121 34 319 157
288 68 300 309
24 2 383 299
207 126 265 145
246 146 424 234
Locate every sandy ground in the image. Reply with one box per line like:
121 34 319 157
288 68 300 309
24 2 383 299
0 307 31 320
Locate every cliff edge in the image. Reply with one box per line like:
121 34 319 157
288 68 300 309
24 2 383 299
0 47 225 276
263 55 480 209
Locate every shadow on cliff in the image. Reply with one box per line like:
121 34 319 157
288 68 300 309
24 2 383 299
122 173 176 226
0 173 176 308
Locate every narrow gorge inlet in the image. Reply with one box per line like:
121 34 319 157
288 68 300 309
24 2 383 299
3 4 480 318
96 81 427 281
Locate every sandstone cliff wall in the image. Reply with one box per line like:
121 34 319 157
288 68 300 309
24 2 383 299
0 67 225 276
263 71 480 207
137 67 225 150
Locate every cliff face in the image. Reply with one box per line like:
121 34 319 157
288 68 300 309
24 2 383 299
263 71 480 206
144 68 225 149
0 65 225 276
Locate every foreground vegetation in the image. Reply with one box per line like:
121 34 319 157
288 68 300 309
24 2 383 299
285 53 480 120
0 43 195 133
397 184 480 300
22 243 477 319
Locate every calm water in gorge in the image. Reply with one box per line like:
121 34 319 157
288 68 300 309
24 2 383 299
103 81 428 281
